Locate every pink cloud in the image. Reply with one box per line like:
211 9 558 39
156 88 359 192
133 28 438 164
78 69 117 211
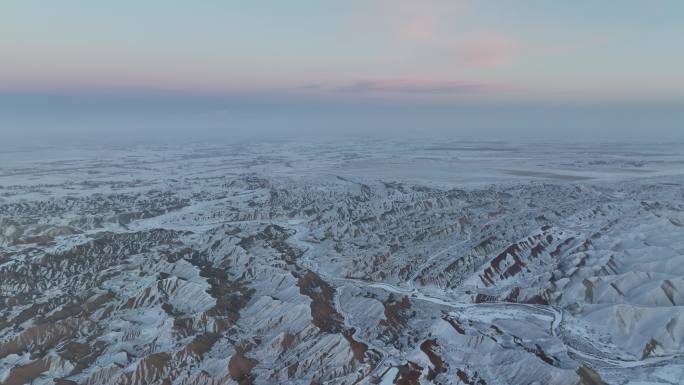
399 14 439 41
375 0 469 43
452 35 523 67
450 33 616 68
335 78 501 94
370 1 528 69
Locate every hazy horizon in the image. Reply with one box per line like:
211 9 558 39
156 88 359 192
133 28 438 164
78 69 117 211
2 92 683 146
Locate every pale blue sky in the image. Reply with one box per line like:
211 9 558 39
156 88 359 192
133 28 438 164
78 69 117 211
3 0 683 100
1 1 682 142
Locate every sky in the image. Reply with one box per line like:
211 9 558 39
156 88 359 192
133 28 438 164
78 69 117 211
1 1 683 144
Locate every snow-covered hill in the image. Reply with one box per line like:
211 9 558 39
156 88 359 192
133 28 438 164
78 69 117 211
1 140 683 385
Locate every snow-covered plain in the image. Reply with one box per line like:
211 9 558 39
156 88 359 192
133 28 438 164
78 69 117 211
1 139 683 385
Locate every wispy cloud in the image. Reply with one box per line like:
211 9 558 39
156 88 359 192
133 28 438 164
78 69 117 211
378 0 469 43
453 35 523 67
334 78 501 94
372 1 528 69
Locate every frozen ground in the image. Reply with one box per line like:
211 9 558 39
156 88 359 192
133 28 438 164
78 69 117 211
1 139 684 385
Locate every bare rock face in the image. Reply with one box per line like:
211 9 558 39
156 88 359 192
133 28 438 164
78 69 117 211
1 140 684 384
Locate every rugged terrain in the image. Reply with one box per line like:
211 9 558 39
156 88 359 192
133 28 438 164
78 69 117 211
1 140 683 385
